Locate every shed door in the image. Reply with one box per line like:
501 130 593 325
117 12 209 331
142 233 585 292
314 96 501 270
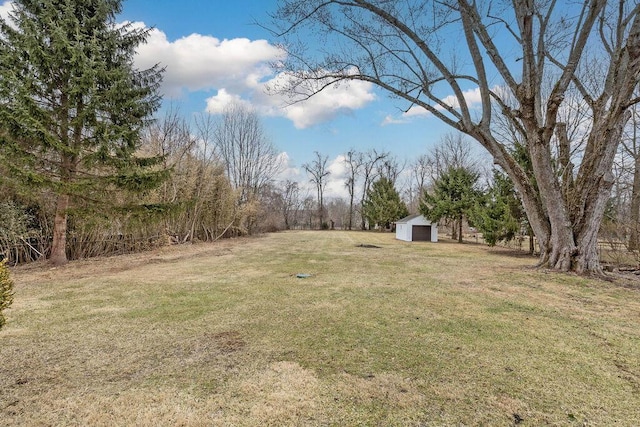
412 225 431 241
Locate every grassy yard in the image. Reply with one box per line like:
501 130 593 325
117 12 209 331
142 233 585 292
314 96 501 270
1 231 639 426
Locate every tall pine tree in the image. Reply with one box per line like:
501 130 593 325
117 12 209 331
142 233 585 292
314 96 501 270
362 177 408 231
421 167 482 243
470 170 525 247
0 0 166 265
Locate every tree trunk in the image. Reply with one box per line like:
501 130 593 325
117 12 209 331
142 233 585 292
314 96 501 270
529 229 535 255
49 194 70 266
458 217 463 243
319 190 324 229
528 128 577 271
629 144 640 250
348 192 354 230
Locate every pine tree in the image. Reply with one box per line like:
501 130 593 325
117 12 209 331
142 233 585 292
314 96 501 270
421 167 482 243
0 0 166 265
0 259 14 330
362 177 408 231
470 170 525 246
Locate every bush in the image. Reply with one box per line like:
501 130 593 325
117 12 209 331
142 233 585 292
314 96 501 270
0 259 14 330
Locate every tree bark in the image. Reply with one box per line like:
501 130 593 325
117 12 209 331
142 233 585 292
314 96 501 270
628 126 640 250
528 228 535 255
49 194 69 266
348 187 355 230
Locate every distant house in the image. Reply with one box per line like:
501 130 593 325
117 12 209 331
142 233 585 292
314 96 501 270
395 214 438 242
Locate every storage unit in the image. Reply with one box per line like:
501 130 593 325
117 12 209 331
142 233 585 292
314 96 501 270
395 214 438 242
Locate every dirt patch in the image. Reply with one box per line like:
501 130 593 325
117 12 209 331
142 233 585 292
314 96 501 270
210 331 246 354
168 331 247 365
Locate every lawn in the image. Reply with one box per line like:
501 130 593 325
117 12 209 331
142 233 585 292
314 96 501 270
1 231 639 426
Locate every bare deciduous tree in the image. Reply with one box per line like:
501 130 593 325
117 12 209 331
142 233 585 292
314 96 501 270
272 0 640 274
343 149 363 230
143 108 195 205
430 133 481 178
406 153 433 213
280 179 303 230
304 151 330 228
142 110 240 243
214 102 283 206
377 155 406 186
619 96 640 250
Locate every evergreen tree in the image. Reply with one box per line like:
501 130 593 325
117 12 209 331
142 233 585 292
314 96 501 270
470 170 525 246
0 259 14 330
362 177 408 231
420 167 482 243
0 0 166 265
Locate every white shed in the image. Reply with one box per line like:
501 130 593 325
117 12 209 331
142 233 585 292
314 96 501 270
395 214 438 242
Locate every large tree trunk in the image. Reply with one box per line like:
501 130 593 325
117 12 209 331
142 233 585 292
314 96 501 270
348 192 354 230
49 194 69 266
319 191 324 229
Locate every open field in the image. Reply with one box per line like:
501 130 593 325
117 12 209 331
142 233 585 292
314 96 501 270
1 230 640 426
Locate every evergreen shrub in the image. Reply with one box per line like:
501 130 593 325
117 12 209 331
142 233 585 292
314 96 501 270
0 259 14 330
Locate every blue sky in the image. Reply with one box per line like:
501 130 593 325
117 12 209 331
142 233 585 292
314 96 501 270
1 0 479 198
117 0 468 196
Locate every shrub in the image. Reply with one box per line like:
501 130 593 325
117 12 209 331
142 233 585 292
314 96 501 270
0 259 14 330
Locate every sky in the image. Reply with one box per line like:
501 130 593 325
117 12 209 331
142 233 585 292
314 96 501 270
118 0 482 199
0 0 484 199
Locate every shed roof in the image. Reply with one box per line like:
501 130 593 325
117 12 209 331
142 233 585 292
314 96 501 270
396 214 423 224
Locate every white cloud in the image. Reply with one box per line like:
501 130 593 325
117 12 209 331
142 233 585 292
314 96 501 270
280 85 375 129
436 87 483 110
381 105 431 125
382 115 408 126
205 89 251 114
254 72 377 129
324 155 349 199
206 76 377 130
404 105 432 117
328 154 347 176
381 88 484 125
131 23 377 129
275 152 303 184
130 22 286 97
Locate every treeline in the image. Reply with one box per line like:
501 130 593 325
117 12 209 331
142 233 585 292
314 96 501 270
0 103 283 265
4 109 640 265
294 125 640 261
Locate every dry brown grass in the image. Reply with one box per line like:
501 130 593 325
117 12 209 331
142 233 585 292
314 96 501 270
1 231 640 426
